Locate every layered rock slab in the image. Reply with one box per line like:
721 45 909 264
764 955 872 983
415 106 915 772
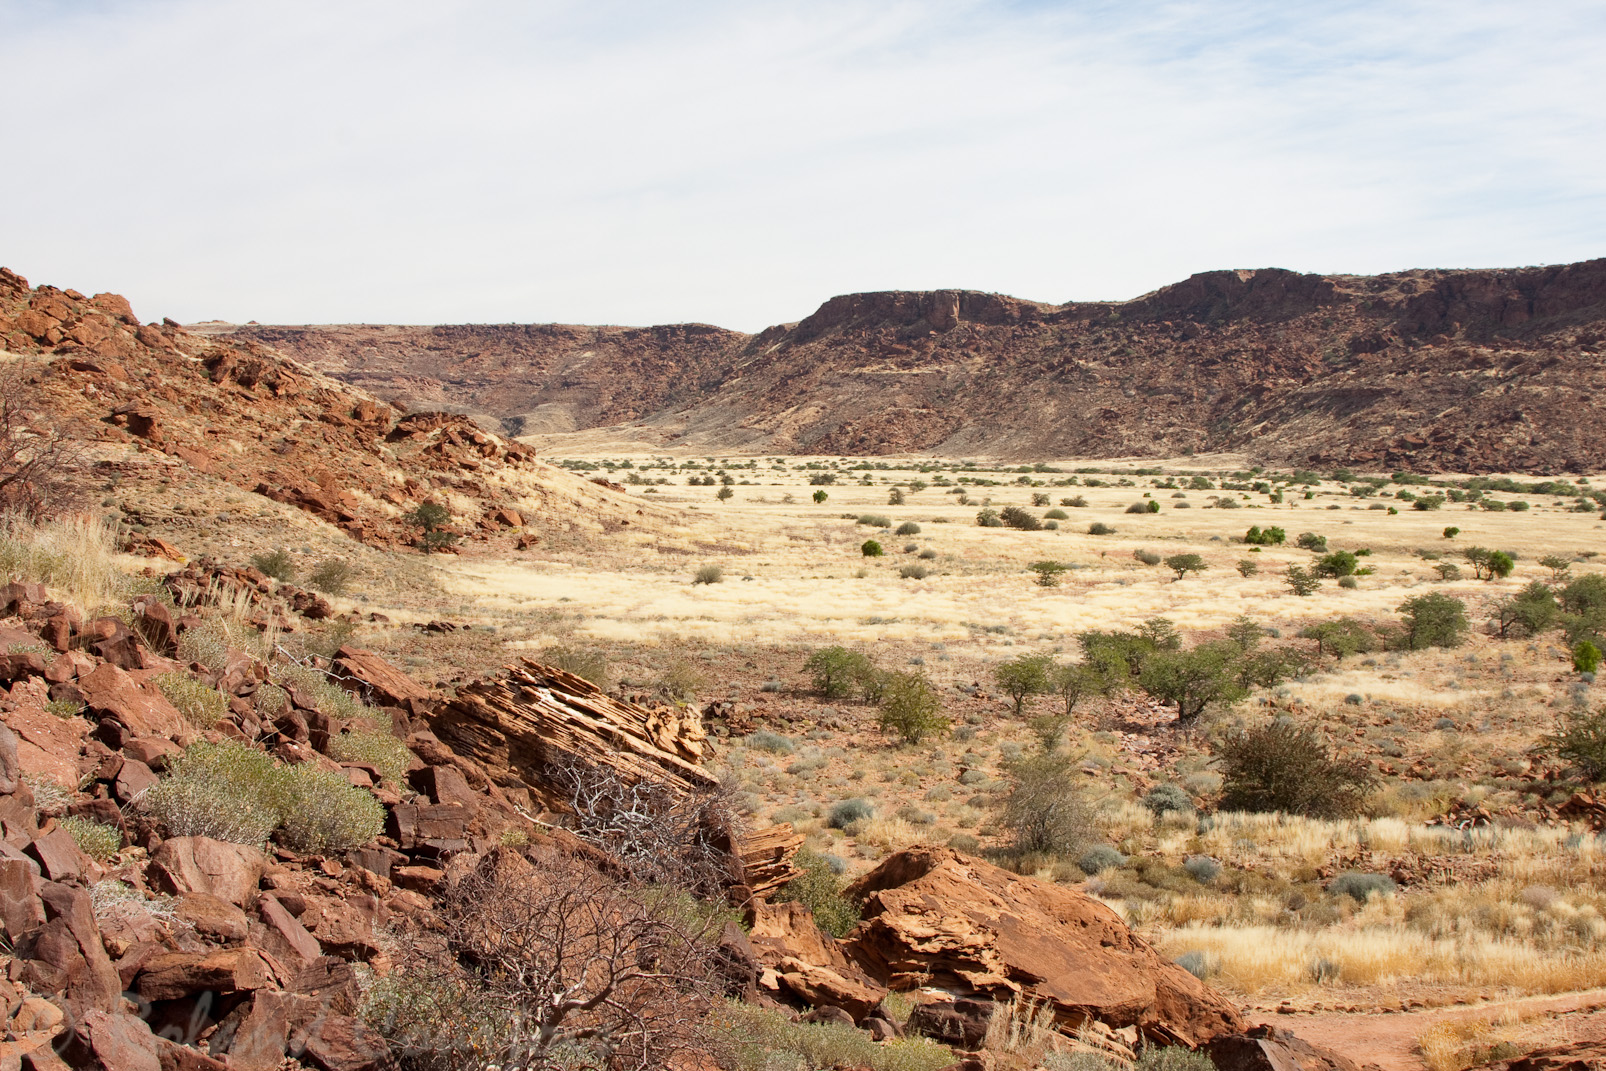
841 847 1244 1048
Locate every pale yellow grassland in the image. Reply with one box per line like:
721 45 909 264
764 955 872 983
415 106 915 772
439 454 1605 653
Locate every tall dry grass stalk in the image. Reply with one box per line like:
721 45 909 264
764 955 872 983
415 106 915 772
0 513 126 612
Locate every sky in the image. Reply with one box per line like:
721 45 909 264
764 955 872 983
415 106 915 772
2 0 1603 331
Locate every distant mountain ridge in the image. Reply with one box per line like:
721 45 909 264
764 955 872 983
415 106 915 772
212 259 1606 472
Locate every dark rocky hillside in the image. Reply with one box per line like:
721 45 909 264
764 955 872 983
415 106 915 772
220 259 1606 473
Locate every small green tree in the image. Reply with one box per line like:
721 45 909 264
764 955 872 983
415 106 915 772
1137 641 1248 723
804 646 873 698
716 486 734 502
1539 555 1574 583
812 489 828 504
1163 553 1207 581
407 501 458 553
1285 566 1321 596
1443 526 1461 539
1299 618 1376 659
1397 592 1469 649
1492 581 1558 638
1028 560 1068 587
861 539 884 557
1000 505 1042 531
1051 662 1100 716
1236 559 1259 577
888 487 905 505
994 654 1054 716
1463 546 1515 580
877 672 948 744
1296 532 1328 552
1575 641 1603 674
976 508 1002 527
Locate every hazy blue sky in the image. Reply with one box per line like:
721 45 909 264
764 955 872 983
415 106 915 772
2 0 1602 329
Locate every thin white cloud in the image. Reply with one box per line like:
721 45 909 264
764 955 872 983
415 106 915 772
0 0 1601 330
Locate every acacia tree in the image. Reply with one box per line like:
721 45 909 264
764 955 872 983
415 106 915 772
994 654 1054 716
1137 640 1249 723
377 845 726 1071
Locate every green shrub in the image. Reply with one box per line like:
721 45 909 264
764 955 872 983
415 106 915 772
878 672 948 744
1443 526 1461 540
1236 559 1259 577
1575 641 1603 674
1078 845 1127 875
858 514 892 528
1134 549 1161 566
774 848 860 938
142 740 288 845
1243 525 1285 546
308 559 355 596
327 729 410 786
827 798 874 828
251 548 295 582
693 563 725 585
277 764 384 854
536 645 610 686
899 563 931 580
805 646 873 698
1088 522 1115 535
1296 532 1327 552
1547 708 1606 780
861 540 884 557
1435 562 1462 582
1217 721 1376 818
999 506 1041 531
1337 576 1358 589
1062 495 1088 507
895 521 922 536
59 815 121 861
1044 509 1068 520
1314 551 1357 578
1396 592 1469 649
1328 871 1397 902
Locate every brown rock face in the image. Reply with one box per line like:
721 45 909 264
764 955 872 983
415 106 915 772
147 837 267 907
840 848 1244 1048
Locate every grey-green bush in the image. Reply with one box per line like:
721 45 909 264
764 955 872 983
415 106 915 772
1143 784 1193 816
1328 871 1397 902
141 741 288 845
277 765 385 854
153 672 228 728
1077 845 1127 875
827 798 875 829
895 521 922 536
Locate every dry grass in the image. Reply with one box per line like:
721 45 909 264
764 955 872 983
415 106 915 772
0 514 133 613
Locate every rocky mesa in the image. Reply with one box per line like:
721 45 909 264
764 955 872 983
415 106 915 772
217 259 1606 472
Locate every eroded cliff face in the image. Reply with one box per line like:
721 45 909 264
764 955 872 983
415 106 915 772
221 259 1606 471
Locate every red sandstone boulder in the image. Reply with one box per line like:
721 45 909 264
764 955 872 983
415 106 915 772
840 848 1245 1048
148 837 267 907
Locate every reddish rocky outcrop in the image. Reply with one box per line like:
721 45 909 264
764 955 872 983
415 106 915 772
840 847 1245 1048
